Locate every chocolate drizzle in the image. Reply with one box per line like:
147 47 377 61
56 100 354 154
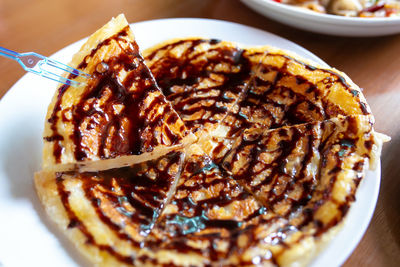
212 52 370 159
56 173 136 264
222 116 372 240
56 152 182 264
144 155 272 262
48 37 376 266
45 26 183 163
146 39 254 131
222 124 318 216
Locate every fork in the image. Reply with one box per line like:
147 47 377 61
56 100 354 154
0 46 90 87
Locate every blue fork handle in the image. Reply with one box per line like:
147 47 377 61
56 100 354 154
0 47 43 74
0 46 20 60
0 46 89 87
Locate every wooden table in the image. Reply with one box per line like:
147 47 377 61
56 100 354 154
1 0 399 266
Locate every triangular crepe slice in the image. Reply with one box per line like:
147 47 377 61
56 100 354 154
137 144 270 266
143 38 264 133
220 115 389 266
143 39 266 160
200 46 375 163
222 115 385 216
133 143 361 266
223 203 341 267
34 151 184 266
222 46 373 135
42 14 194 172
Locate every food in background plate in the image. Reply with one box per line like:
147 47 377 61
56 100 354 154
276 0 400 17
34 14 389 267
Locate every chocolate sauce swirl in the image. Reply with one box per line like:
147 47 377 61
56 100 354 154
46 26 185 163
50 38 375 266
56 152 182 264
145 39 258 132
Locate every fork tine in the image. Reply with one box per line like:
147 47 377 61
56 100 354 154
45 58 91 78
40 69 82 87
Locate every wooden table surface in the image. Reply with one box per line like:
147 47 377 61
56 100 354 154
1 0 399 266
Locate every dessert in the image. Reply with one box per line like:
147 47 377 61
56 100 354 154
222 115 378 222
144 39 372 163
35 151 184 266
42 14 194 172
34 14 389 267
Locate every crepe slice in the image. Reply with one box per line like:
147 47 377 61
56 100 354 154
220 115 389 266
222 115 387 217
135 140 384 267
145 40 375 164
222 46 373 134
42 14 195 172
143 38 265 132
137 144 274 266
143 38 266 160
193 45 375 163
34 151 184 266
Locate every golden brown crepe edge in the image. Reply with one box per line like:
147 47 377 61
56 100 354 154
42 14 132 171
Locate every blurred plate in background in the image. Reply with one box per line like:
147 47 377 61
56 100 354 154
242 0 400 36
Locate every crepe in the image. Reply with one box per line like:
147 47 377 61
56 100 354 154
144 38 373 164
34 151 184 266
222 115 379 219
144 39 270 162
42 14 194 172
34 15 389 267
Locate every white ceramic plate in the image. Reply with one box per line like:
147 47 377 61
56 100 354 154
0 18 379 267
242 0 400 36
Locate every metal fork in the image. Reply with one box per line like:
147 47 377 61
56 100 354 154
0 46 90 87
